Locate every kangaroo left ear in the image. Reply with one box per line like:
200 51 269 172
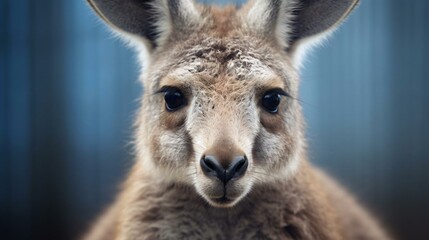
242 0 359 68
288 0 360 67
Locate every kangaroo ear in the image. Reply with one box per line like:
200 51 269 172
288 0 360 66
87 0 201 49
242 0 359 67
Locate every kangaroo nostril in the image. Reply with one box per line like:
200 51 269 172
227 155 248 181
200 155 225 179
233 157 247 177
203 156 214 170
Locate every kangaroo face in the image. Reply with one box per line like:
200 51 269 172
140 35 302 206
88 0 359 207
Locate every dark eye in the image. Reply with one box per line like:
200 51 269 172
261 90 282 113
163 88 186 111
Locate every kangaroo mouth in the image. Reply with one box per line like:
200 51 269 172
197 175 251 208
212 196 233 204
203 184 243 207
209 196 236 207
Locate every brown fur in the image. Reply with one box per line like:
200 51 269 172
84 162 388 239
83 1 390 239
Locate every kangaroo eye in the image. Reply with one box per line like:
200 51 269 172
261 90 282 113
163 88 186 111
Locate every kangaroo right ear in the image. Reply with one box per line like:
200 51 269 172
87 0 201 49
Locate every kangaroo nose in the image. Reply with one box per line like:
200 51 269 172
200 155 248 184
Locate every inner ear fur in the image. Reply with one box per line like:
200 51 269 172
241 0 359 55
87 0 201 49
288 0 360 48
87 0 162 47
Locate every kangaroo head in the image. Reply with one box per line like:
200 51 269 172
88 0 359 207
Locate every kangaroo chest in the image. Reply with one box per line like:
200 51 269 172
124 187 326 240
136 203 296 240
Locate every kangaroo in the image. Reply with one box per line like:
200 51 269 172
84 0 390 239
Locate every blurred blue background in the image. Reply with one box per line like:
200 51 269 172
1 0 428 239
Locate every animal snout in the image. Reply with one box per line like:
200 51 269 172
200 154 248 184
